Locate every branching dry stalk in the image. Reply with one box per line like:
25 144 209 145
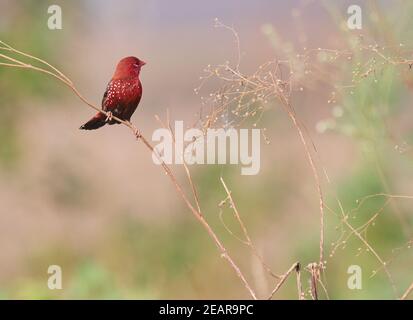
325 193 413 296
195 21 413 299
198 41 327 297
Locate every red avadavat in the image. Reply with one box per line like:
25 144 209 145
80 56 145 130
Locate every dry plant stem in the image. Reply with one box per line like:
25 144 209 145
0 42 257 300
210 54 327 296
152 153 258 300
373 151 412 238
308 263 319 300
401 281 413 300
218 63 327 270
276 85 326 284
327 198 391 257
204 21 413 298
267 262 301 300
333 196 397 295
220 178 280 279
155 117 257 299
295 263 304 300
0 41 72 84
346 220 396 294
220 178 252 243
282 100 325 266
155 115 202 215
317 276 330 300
155 118 259 298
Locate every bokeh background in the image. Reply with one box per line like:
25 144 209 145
0 0 412 299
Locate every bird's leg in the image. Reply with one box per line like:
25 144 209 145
105 111 113 122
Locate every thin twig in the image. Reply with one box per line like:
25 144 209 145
220 177 280 279
401 281 413 300
267 262 300 299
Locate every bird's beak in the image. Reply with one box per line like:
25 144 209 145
140 60 146 66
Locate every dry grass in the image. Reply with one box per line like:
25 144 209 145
2 16 413 299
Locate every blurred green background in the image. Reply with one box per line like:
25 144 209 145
0 0 412 299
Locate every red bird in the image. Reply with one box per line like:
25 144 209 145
80 56 146 130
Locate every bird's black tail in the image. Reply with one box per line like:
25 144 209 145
79 112 107 130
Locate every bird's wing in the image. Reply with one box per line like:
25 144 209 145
101 81 121 113
101 82 110 111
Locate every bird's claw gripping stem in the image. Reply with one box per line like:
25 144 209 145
105 111 113 122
